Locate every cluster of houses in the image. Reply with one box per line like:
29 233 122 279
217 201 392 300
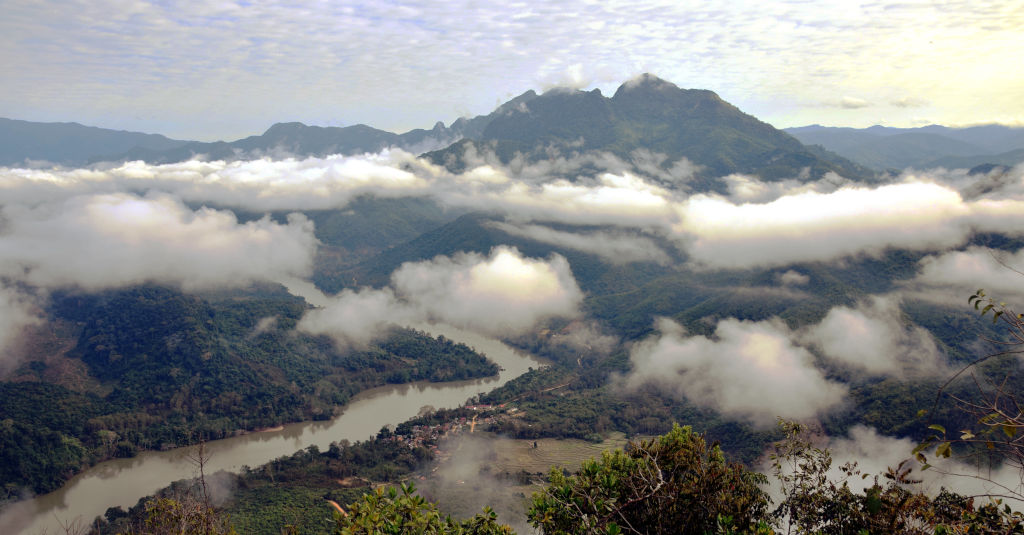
388 404 522 453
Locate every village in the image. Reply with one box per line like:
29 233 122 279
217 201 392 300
387 404 524 455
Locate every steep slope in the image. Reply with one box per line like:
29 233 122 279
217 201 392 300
427 74 872 186
1 284 499 496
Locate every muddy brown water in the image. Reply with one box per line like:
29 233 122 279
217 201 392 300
3 325 544 535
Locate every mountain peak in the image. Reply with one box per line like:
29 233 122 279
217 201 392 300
616 73 680 93
494 90 538 115
611 74 725 108
427 73 871 184
263 122 309 136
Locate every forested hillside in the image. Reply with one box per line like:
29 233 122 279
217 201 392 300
4 75 1024 534
1 285 497 498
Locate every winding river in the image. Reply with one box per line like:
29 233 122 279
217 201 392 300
4 324 544 535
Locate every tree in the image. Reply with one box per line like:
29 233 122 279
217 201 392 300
139 496 237 535
333 483 513 535
772 420 1024 534
916 289 1024 501
527 423 772 535
107 441 238 535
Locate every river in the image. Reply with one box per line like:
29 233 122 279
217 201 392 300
4 324 544 535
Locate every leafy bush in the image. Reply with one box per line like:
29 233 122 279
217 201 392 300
528 424 771 534
334 483 513 535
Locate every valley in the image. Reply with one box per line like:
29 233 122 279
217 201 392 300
2 74 1024 533
4 325 543 534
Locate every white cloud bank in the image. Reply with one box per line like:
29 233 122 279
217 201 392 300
298 246 583 347
0 191 319 359
913 247 1024 302
802 296 945 378
0 151 436 211
7 157 1024 275
764 425 1024 510
0 193 317 291
624 297 946 424
2 153 1023 361
826 426 1024 504
623 317 847 425
676 180 1024 269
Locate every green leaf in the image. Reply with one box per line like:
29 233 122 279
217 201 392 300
1003 424 1017 439
928 424 946 434
866 488 882 514
936 442 952 458
960 430 975 440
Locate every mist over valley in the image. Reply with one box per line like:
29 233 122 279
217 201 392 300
2 4 1023 529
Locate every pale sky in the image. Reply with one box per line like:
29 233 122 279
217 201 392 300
2 0 1021 141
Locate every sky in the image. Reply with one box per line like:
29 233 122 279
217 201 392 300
2 0 1022 141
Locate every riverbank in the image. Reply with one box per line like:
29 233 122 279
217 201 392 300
4 324 545 535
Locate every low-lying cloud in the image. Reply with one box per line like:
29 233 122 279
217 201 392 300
762 425 1024 512
777 270 810 286
0 285 40 370
678 182 966 268
623 296 949 423
823 426 1023 504
392 246 582 334
295 287 416 348
913 246 1024 303
2 151 1023 362
720 172 842 204
623 317 847 425
802 296 945 377
458 171 678 228
0 150 436 211
0 193 317 291
7 154 1024 276
298 246 583 346
0 192 318 360
487 221 672 265
677 179 1024 269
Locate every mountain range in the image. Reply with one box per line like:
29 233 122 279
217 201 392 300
786 123 1024 171
4 74 1024 534
4 75 1022 183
